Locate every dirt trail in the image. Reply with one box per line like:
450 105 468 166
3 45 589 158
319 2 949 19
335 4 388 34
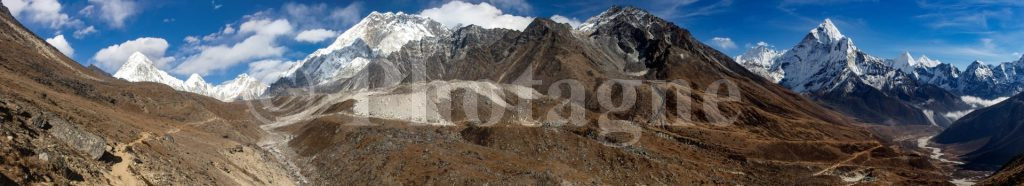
102 117 216 185
813 144 883 176
105 132 154 186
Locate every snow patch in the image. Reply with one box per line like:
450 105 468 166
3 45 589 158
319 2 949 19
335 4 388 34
922 109 938 127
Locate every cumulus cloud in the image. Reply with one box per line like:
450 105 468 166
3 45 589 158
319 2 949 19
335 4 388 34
294 29 338 43
2 0 80 29
246 59 296 84
92 37 173 71
73 25 98 38
173 19 293 75
711 37 737 49
329 2 362 26
86 0 138 28
281 2 363 31
419 1 534 30
44 34 73 57
550 15 581 28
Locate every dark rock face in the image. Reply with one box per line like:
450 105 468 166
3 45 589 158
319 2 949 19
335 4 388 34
934 93 1024 171
42 115 107 160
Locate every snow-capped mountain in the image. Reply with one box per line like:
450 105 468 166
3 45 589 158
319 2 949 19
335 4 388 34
184 73 216 97
916 55 941 68
113 52 186 90
734 43 783 82
272 11 451 91
772 19 894 93
885 51 919 74
210 74 268 101
741 19 970 126
112 52 268 101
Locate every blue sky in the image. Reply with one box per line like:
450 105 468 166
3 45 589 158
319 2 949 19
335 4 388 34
5 0 1023 84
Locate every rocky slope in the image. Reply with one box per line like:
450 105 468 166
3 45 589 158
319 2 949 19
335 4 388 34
0 3 295 185
934 92 1024 171
981 154 1024 185
261 6 953 185
112 52 269 102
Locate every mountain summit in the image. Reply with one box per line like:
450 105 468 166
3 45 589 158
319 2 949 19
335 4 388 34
809 18 846 45
113 52 186 90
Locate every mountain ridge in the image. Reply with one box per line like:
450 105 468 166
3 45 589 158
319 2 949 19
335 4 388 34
738 19 971 126
112 52 268 102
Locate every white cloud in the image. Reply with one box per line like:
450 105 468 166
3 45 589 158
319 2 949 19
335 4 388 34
3 0 80 29
2 0 28 15
711 37 737 49
294 29 338 43
474 0 532 13
78 4 94 16
44 34 73 57
73 25 98 38
550 15 581 28
961 96 1009 108
246 59 296 84
419 1 534 30
92 37 172 71
237 19 291 35
329 2 362 26
184 36 199 44
281 2 363 30
221 24 235 34
87 0 137 28
174 19 293 75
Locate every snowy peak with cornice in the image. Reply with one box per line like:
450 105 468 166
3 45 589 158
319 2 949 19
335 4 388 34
888 51 917 73
113 52 186 90
964 61 995 80
213 73 268 101
916 55 941 68
313 11 451 57
773 19 868 93
809 19 847 45
276 11 452 88
735 43 783 82
578 6 655 33
112 53 268 102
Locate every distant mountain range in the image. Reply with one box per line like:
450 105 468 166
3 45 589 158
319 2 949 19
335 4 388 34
112 52 268 101
735 19 978 127
738 22 1024 102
